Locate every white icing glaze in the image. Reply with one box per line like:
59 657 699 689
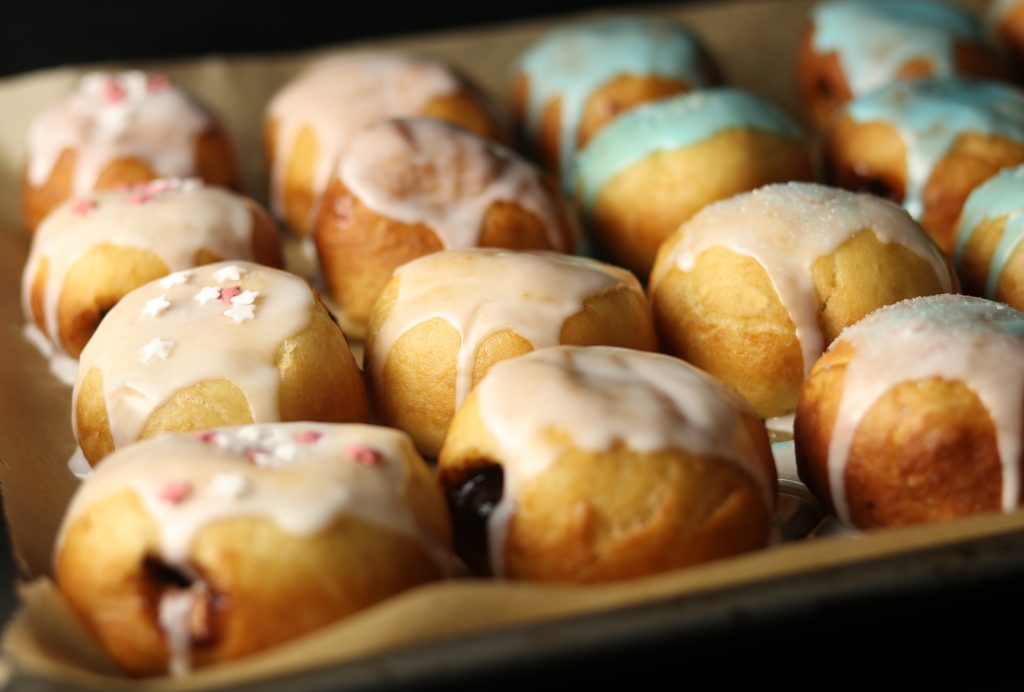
650 182 954 375
57 422 453 674
267 52 463 232
474 345 775 576
22 323 78 385
26 72 213 195
58 423 448 563
340 118 574 251
823 295 1024 523
72 261 314 451
22 179 259 364
369 249 639 408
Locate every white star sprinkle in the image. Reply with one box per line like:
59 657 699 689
207 472 250 499
142 294 170 316
237 426 262 443
159 271 190 289
194 286 221 305
139 337 174 364
232 290 259 306
214 265 246 282
224 303 256 324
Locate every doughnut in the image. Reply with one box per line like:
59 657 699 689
798 0 1005 128
55 423 453 676
23 71 241 233
574 89 812 276
952 164 1024 308
649 182 956 420
437 345 777 582
364 249 657 458
73 261 368 465
795 295 1024 529
265 51 504 235
510 17 718 178
22 179 281 376
824 77 1024 252
313 118 578 337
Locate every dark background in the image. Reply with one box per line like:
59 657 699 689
0 0 1021 686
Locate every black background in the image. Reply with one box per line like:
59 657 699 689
0 0 1021 686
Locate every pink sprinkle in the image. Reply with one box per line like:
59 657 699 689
71 199 97 216
128 193 153 206
104 79 126 103
244 448 267 464
218 286 242 303
158 481 193 504
147 74 171 92
194 430 219 444
347 445 381 467
295 430 322 444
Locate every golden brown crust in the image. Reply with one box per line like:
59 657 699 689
823 114 908 204
57 478 449 676
592 128 813 277
313 176 575 335
438 391 774 583
998 2 1024 78
921 133 1024 252
267 90 504 236
76 292 368 464
22 125 241 234
367 280 658 459
795 340 1011 528
651 230 953 419
947 214 1024 310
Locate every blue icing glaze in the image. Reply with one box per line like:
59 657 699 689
573 89 802 210
954 164 1024 298
517 17 712 178
812 0 987 96
844 77 1024 219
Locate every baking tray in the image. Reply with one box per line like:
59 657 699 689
0 0 1013 688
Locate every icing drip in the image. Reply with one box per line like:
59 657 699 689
811 0 986 97
159 584 202 677
341 118 574 251
27 72 212 195
651 182 953 375
21 179 257 364
72 262 313 449
825 295 1024 523
517 17 712 176
58 423 451 565
573 89 801 210
475 346 775 576
267 52 462 231
370 249 638 408
953 164 1024 298
844 77 1024 219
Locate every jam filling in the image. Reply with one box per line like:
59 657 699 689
447 465 504 576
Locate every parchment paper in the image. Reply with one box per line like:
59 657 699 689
0 0 1003 688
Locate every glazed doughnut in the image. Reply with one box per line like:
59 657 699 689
22 179 281 376
314 118 578 337
56 423 453 676
798 0 1005 128
574 89 812 276
510 17 718 177
952 164 1024 308
23 71 241 232
73 261 368 465
365 249 657 458
438 345 777 582
796 295 1024 529
649 182 956 420
265 51 504 235
824 77 1024 252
